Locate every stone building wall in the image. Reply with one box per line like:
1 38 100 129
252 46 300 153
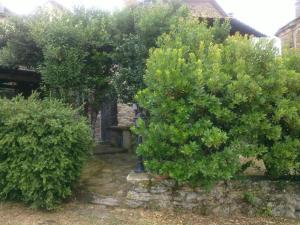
117 103 135 127
126 172 300 219
184 0 226 18
297 28 300 50
93 103 134 143
277 21 300 51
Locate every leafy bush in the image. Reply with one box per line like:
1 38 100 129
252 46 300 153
263 49 300 177
0 94 92 209
135 18 300 185
282 49 300 72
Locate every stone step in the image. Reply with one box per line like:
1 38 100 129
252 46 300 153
94 144 127 154
89 194 121 207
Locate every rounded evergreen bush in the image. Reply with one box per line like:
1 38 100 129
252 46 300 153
135 18 300 185
0 94 93 209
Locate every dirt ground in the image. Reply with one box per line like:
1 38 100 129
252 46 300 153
1 201 300 225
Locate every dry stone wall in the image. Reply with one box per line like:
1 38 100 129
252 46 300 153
126 172 300 219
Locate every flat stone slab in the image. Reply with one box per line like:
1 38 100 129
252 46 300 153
127 171 151 184
90 194 120 207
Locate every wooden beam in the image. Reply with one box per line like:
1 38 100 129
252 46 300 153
0 69 41 83
0 83 16 89
199 18 266 38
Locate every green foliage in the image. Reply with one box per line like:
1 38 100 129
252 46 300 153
29 9 117 135
0 2 191 136
243 192 257 206
135 17 300 185
112 1 190 103
1 1 299 185
282 49 300 72
260 205 273 216
263 139 300 178
112 33 148 103
0 94 92 210
31 9 114 105
0 16 42 69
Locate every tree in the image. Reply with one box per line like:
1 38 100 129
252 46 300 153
112 0 190 103
29 9 115 136
0 16 42 69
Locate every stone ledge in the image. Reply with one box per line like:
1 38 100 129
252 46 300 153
126 172 300 219
127 171 151 184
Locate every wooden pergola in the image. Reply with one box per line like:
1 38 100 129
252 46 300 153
0 67 41 97
200 17 266 37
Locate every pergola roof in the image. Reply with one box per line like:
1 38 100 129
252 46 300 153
201 17 266 37
0 67 41 84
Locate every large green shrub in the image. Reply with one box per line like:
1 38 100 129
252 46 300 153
0 95 92 209
135 18 300 185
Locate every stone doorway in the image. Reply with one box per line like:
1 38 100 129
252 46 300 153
94 103 135 154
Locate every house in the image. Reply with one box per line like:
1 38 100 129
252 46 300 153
276 0 300 50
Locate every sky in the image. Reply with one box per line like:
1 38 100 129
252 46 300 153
0 0 296 36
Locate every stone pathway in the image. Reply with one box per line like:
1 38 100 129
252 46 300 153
76 148 137 208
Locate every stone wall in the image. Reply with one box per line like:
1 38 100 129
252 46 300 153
117 103 135 127
126 172 300 219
